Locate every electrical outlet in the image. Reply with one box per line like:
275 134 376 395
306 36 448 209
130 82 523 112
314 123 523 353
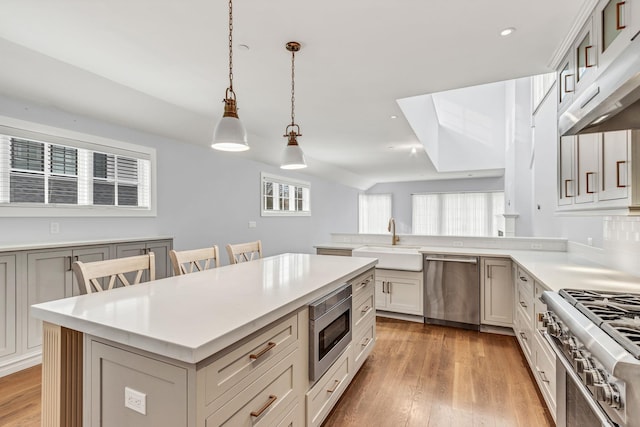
530 243 542 250
452 241 463 247
50 222 59 234
248 221 257 229
124 387 146 415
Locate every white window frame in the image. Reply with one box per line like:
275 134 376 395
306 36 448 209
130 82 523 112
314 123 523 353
0 115 156 217
261 172 310 217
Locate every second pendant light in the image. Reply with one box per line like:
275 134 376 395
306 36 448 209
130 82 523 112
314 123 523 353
280 41 307 170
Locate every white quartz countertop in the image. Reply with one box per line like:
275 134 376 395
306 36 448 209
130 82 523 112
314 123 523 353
0 236 173 252
31 253 377 364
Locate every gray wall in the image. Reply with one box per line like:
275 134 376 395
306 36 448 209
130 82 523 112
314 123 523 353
0 95 359 260
365 177 505 234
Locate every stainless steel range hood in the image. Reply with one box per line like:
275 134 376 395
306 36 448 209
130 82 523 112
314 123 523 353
559 33 640 136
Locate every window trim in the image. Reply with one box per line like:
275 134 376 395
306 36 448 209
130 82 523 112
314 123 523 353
0 115 157 217
261 172 311 217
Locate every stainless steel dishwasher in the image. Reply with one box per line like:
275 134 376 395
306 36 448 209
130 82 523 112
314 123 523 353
423 254 480 330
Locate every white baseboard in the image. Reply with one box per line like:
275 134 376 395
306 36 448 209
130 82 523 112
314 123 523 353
0 353 42 378
375 311 424 323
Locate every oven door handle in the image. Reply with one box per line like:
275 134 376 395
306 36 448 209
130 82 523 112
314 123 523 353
543 332 616 427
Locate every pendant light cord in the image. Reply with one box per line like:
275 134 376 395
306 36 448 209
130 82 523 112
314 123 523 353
228 0 234 94
290 49 295 126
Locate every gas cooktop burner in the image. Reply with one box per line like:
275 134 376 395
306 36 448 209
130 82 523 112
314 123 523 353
560 288 640 359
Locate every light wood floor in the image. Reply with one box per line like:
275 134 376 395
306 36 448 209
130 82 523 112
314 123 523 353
0 318 553 427
323 318 554 427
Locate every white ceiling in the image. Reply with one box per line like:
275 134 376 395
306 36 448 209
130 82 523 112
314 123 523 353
0 0 587 189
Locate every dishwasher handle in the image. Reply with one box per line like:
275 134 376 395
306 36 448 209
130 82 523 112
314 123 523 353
424 256 478 265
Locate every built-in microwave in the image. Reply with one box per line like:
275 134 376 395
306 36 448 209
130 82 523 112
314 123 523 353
309 283 352 381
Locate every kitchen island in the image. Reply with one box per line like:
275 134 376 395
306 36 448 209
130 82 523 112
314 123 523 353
31 253 377 427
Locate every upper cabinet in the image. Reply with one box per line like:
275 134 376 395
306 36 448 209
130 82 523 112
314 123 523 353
597 0 640 71
557 130 640 213
557 0 640 112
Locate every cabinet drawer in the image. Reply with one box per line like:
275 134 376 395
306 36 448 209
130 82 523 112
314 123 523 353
534 331 557 415
517 268 533 296
515 305 533 363
275 401 303 427
353 292 375 331
351 270 375 301
516 284 534 325
352 318 375 371
203 312 298 407
306 345 352 427
206 348 299 427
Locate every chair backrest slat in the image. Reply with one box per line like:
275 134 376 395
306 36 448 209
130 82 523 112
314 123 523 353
170 246 220 276
72 253 155 294
226 240 263 265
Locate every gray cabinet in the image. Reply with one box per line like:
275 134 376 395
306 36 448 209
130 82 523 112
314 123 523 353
0 255 16 359
26 249 72 349
1 237 172 378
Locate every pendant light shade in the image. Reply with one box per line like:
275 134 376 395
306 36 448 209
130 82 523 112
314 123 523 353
281 130 306 169
211 0 249 152
211 99 248 151
280 41 307 169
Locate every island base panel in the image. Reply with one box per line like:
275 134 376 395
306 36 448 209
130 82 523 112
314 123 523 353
41 322 83 427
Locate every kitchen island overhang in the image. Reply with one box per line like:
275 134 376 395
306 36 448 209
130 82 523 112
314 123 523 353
31 253 378 427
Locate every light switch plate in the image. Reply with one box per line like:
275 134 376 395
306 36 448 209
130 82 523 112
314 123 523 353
248 221 257 229
124 387 146 415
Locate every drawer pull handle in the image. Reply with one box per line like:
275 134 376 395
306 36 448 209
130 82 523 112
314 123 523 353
361 337 371 347
519 276 528 282
519 332 527 341
361 305 371 314
250 342 276 360
327 379 341 393
539 370 550 383
250 395 277 417
519 301 528 308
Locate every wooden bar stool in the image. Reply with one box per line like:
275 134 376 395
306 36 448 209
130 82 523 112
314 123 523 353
72 253 155 294
226 240 263 264
169 246 221 276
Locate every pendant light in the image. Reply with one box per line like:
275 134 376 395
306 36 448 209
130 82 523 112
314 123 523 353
280 41 307 169
211 0 249 152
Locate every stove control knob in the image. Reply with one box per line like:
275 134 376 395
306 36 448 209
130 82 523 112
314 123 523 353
541 312 551 327
564 337 578 353
546 320 560 337
595 383 622 409
585 369 603 386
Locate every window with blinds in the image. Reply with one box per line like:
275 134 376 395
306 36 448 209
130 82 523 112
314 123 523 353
412 192 505 236
358 194 391 234
261 172 310 216
0 128 153 215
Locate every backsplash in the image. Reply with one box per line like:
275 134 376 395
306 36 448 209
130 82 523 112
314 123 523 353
603 216 640 277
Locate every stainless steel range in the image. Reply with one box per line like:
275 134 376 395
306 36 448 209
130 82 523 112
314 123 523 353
542 289 640 427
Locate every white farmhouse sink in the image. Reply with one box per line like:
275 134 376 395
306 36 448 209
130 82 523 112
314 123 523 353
351 245 423 271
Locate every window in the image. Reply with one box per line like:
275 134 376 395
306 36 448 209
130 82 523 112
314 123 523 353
0 122 154 216
358 194 391 234
261 172 310 216
532 72 556 113
412 192 504 236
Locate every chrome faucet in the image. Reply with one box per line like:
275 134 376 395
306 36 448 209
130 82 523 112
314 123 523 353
388 217 400 245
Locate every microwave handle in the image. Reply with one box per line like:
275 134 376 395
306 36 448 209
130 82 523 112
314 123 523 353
543 332 616 427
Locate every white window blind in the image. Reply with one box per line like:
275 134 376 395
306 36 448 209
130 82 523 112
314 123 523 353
0 128 153 215
412 192 504 236
261 172 310 216
358 194 391 234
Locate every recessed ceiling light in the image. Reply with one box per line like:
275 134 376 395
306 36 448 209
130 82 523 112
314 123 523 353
390 115 397 119
500 27 516 36
410 147 417 155
387 146 394 150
